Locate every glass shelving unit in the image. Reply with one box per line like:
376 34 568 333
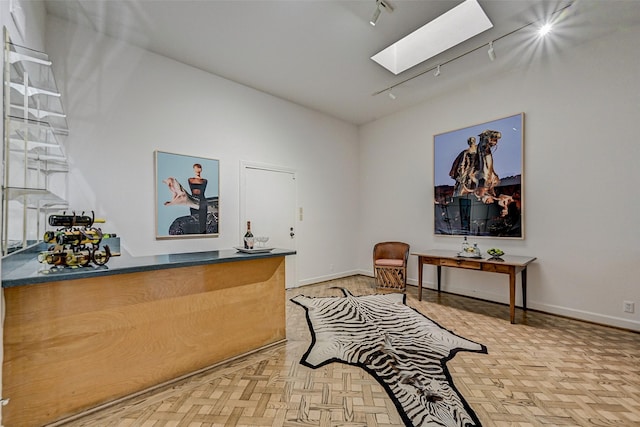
2 29 69 255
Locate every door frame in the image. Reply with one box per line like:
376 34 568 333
239 160 298 251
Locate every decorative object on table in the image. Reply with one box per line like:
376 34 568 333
487 247 505 260
243 220 254 249
373 241 410 291
255 236 270 247
155 150 219 239
291 289 486 427
458 237 482 258
461 235 471 253
38 211 120 268
236 224 273 253
434 113 524 238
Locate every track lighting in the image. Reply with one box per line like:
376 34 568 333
370 0 393 26
370 6 381 26
487 41 496 61
372 1 574 97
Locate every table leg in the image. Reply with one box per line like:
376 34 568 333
437 266 442 292
521 267 528 310
418 257 423 301
509 268 516 324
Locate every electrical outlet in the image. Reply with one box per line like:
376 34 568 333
623 301 635 313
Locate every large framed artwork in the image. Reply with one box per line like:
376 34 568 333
434 113 524 238
155 151 219 239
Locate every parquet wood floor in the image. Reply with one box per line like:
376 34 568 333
55 276 640 427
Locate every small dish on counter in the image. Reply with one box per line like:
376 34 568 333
234 247 275 254
487 248 505 260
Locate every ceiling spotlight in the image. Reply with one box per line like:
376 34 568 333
434 65 441 77
370 6 381 26
388 90 396 100
487 41 496 61
538 22 553 36
370 0 393 26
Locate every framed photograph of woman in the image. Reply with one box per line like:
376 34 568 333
155 151 220 239
433 113 524 238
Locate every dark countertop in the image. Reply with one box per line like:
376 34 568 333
2 244 296 288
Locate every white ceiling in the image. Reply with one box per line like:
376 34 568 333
44 0 638 125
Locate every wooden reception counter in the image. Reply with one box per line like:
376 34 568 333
1 247 295 427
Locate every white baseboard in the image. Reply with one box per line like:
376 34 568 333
355 269 373 277
408 277 640 332
293 270 361 288
526 301 640 331
302 272 640 332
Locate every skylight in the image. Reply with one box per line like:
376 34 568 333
371 0 493 75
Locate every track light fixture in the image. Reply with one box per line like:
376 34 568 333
372 1 574 97
487 41 496 61
370 6 381 26
370 0 393 26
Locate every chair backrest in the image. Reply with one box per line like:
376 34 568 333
373 241 410 263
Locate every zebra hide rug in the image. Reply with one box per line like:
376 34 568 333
291 289 487 427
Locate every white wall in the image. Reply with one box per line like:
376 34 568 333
0 0 46 51
45 15 361 287
358 21 640 331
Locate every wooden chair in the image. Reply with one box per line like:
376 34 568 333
373 241 410 291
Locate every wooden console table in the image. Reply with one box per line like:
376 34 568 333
411 250 536 324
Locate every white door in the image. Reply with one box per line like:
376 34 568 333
241 162 297 288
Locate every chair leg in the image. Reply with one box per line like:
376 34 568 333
375 266 406 291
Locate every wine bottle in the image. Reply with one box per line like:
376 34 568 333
48 214 94 227
461 236 470 253
244 221 254 249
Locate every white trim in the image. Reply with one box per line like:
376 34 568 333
322 272 640 332
411 278 640 331
296 270 362 288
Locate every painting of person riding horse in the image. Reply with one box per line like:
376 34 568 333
434 113 523 238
